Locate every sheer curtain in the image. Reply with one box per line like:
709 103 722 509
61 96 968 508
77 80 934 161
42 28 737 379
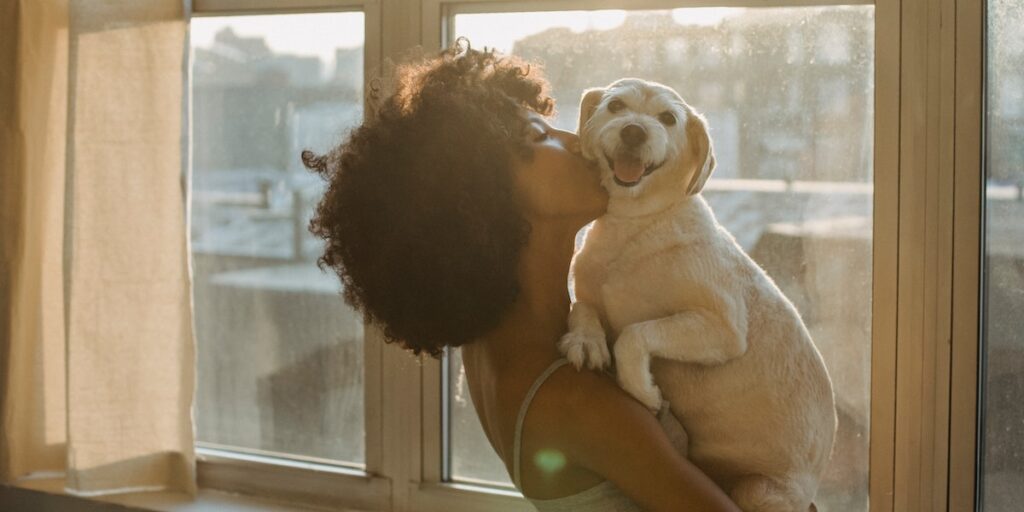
1 0 196 496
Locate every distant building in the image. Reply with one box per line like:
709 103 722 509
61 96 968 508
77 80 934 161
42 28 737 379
190 28 368 463
194 27 321 86
333 46 364 91
511 10 874 183
192 27 361 173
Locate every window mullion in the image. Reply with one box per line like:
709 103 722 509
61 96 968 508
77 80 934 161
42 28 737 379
377 344 425 512
375 5 428 511
891 0 964 509
869 0 901 510
421 354 444 485
362 0 386 480
948 0 985 509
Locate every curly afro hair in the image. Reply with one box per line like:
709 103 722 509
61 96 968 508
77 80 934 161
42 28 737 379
304 43 554 357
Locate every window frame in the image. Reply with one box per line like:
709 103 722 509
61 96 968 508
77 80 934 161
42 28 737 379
887 0 983 509
186 0 990 511
948 0 983 510
419 1 897 512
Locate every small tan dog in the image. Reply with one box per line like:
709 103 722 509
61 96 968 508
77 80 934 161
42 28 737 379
560 78 837 512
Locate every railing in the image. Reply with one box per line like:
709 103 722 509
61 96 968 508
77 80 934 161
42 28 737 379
190 176 1024 262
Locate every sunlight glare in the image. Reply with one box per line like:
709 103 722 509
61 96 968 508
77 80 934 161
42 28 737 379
534 449 568 475
453 10 626 54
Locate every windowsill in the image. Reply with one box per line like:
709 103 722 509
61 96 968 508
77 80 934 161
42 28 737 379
1 476 532 512
2 477 357 512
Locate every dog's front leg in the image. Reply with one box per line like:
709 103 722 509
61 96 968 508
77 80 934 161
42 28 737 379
614 304 748 411
558 301 610 370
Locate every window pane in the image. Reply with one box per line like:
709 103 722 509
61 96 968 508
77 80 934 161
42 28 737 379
447 8 874 510
190 12 365 465
980 0 1024 508
448 348 514 486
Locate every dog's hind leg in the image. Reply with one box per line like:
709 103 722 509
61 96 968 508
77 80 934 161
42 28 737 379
729 474 814 512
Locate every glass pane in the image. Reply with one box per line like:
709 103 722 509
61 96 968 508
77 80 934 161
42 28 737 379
448 348 515 486
448 7 874 509
980 0 1024 508
190 12 365 465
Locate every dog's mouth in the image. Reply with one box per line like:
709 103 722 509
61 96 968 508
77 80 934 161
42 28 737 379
604 154 665 188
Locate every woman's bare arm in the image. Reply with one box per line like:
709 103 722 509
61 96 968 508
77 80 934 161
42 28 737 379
534 367 742 512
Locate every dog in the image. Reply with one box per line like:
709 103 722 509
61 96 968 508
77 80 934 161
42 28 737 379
559 78 837 512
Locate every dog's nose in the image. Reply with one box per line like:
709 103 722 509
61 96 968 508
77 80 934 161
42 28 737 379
620 124 647 147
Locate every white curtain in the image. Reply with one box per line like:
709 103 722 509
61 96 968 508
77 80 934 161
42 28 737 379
1 0 196 496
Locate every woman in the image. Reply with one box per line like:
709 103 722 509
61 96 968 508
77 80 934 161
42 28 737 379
304 44 741 512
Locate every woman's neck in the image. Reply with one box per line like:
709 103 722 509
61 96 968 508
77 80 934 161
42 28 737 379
464 218 581 373
458 217 587 464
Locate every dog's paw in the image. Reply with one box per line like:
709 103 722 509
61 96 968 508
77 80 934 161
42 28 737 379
558 329 610 370
618 371 663 413
613 330 661 412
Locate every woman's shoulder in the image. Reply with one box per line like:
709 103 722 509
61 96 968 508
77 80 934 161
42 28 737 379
535 363 623 410
526 364 741 511
515 363 637 498
525 364 662 462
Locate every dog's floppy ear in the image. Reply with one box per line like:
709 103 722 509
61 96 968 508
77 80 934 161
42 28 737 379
684 110 716 195
577 87 605 137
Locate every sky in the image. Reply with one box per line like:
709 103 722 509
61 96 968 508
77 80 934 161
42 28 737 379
190 11 365 66
454 8 740 54
189 8 739 65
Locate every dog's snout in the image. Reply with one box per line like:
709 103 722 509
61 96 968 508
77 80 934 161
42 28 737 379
620 124 647 147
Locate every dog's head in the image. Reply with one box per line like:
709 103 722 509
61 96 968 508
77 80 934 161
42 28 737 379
578 78 716 209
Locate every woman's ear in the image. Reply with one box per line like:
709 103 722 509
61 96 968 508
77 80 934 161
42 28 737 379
577 88 605 136
684 110 716 195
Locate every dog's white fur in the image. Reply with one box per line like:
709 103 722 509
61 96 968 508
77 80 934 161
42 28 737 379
561 78 837 512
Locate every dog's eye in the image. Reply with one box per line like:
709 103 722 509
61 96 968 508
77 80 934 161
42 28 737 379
607 99 626 113
658 111 677 126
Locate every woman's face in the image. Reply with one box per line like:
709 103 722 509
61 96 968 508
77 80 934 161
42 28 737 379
514 111 609 225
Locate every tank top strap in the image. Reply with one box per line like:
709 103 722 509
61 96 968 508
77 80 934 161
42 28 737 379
513 358 571 489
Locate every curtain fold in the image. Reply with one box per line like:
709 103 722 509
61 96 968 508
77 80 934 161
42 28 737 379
1 0 72 483
1 0 196 496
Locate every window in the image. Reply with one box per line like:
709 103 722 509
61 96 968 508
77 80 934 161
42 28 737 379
178 2 1003 512
447 346 514 486
979 0 1024 508
445 7 874 510
190 11 367 466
